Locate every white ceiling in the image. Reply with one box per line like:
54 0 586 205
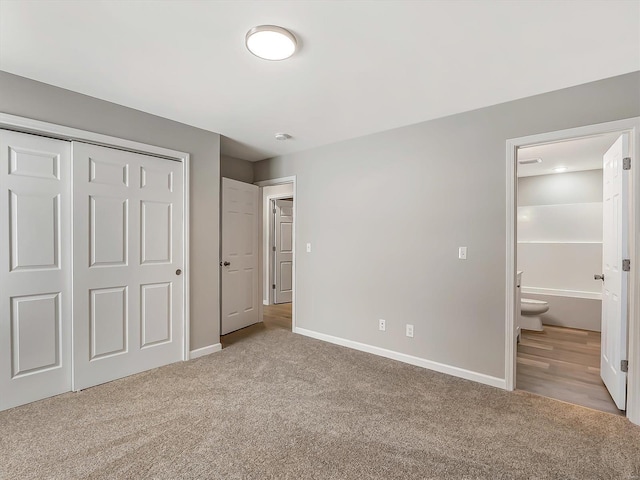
0 1 638 162
517 133 621 177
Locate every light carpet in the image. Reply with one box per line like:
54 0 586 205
1 321 639 479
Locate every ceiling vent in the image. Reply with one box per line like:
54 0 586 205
518 158 542 165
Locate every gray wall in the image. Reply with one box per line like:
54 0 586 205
254 72 640 379
0 72 221 351
518 169 603 206
221 154 254 184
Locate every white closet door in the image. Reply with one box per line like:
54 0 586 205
73 142 184 391
0 130 72 411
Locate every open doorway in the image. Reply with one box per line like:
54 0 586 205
261 181 295 332
219 176 296 346
515 133 624 415
505 117 640 425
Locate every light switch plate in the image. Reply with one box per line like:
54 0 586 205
458 247 467 260
306 243 312 253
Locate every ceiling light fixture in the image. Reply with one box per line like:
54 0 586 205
275 133 292 141
246 25 297 61
518 158 542 165
553 166 568 173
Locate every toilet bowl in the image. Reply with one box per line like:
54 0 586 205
520 298 549 332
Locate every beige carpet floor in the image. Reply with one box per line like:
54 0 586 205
1 318 639 479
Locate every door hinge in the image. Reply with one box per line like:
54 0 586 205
273 208 277 214
272 284 276 289
623 157 631 170
621 360 629 373
623 259 631 272
272 246 276 252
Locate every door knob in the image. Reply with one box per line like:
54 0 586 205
221 261 231 267
176 269 182 275
594 274 605 281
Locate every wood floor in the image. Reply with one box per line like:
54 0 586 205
221 303 292 347
517 325 623 415
263 302 293 329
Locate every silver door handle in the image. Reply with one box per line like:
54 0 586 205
221 261 230 267
594 274 604 281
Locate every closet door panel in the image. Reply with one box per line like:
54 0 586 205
73 142 184 391
0 130 72 411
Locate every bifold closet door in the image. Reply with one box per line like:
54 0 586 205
73 142 184 391
0 130 72 411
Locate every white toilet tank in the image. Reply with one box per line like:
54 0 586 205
518 271 548 331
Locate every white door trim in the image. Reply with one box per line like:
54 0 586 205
255 176 297 331
0 112 191 363
505 117 640 426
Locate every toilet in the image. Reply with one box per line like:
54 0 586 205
520 298 549 332
517 271 549 332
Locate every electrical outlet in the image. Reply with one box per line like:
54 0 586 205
406 324 414 338
379 319 386 331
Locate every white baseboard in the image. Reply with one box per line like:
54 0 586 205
294 327 506 390
189 343 222 360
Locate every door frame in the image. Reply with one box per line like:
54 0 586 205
255 176 297 331
267 194 294 305
504 116 640 425
0 113 192 365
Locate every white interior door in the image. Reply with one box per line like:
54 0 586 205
600 133 629 410
73 142 184 391
274 199 293 304
0 130 72 410
221 177 259 334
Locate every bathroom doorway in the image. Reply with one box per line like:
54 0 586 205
505 118 640 422
258 177 296 333
220 176 296 348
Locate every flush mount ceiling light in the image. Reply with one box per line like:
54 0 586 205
518 158 542 165
246 25 297 61
275 133 292 141
553 166 568 173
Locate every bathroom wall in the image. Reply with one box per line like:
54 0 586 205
517 169 603 331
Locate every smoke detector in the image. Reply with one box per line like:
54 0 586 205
275 133 292 141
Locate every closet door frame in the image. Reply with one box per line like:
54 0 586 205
0 113 191 390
